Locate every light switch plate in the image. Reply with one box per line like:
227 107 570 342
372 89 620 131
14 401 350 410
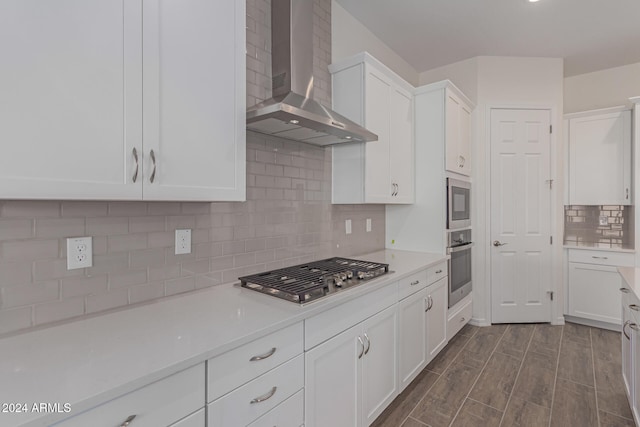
67 236 93 270
175 229 192 255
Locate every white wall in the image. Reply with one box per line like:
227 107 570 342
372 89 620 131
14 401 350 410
419 58 479 105
331 0 419 86
472 56 565 326
564 62 640 113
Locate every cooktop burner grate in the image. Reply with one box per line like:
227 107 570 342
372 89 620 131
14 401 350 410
239 257 389 304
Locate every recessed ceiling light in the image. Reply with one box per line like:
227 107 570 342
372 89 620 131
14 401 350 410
345 136 352 140
289 119 299 125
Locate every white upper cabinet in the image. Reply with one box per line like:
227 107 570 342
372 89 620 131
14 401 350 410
567 107 631 205
445 88 472 176
142 0 245 201
0 0 245 201
330 53 414 204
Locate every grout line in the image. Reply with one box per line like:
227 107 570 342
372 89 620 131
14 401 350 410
407 415 429 426
467 396 505 412
448 325 509 426
547 325 564 427
396 371 441 427
598 408 634 422
589 328 601 426
498 324 537 427
403 327 478 426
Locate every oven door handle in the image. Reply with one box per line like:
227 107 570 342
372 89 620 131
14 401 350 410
447 243 474 254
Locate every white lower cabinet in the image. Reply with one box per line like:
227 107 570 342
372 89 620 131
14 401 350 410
567 249 635 326
398 289 428 390
305 305 398 427
247 390 304 427
426 278 448 361
52 364 205 427
621 289 640 425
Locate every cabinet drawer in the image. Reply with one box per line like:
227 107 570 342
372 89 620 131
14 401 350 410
208 322 303 402
170 409 205 427
427 262 447 285
398 270 428 300
247 389 303 427
54 364 204 427
568 249 634 267
305 281 398 350
208 354 304 427
447 298 472 340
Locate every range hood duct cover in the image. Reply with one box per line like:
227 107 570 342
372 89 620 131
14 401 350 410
246 0 377 146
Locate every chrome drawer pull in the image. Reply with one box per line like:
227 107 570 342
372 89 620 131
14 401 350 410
358 336 365 359
623 321 631 340
591 256 608 260
121 415 136 427
250 386 277 404
435 269 443 274
364 333 371 355
630 304 640 312
250 347 277 362
410 280 420 286
621 288 631 293
132 148 139 183
460 317 466 323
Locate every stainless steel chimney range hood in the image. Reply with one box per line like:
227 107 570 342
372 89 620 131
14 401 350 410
246 0 377 146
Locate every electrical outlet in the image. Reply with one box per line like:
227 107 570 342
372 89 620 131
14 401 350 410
345 219 352 235
67 236 93 270
366 218 372 232
175 229 192 255
599 215 608 226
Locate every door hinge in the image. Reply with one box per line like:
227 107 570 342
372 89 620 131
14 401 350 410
550 125 552 134
550 236 553 245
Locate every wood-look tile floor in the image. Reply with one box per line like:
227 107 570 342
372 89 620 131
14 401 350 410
373 322 634 427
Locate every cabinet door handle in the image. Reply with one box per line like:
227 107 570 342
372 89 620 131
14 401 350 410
624 320 632 340
250 386 277 404
132 148 139 183
459 155 465 167
364 333 371 355
357 336 365 359
410 280 420 286
626 188 629 200
249 347 276 362
630 304 640 312
621 287 631 293
395 183 399 196
428 296 433 311
425 297 429 312
460 317 466 323
591 256 608 260
435 269 443 274
149 149 157 183
120 415 137 427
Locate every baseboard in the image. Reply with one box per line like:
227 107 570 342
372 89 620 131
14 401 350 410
551 316 565 326
564 315 620 332
469 317 490 327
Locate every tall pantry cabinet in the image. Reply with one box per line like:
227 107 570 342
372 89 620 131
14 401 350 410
386 80 474 252
0 0 245 201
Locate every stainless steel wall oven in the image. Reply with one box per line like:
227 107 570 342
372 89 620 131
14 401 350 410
447 229 472 308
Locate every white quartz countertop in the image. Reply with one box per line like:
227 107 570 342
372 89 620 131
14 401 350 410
563 245 636 253
618 267 640 300
0 249 446 427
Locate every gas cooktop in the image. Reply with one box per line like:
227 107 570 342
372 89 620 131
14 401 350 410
239 257 390 304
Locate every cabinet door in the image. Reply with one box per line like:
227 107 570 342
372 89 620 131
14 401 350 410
569 110 631 205
633 318 640 424
305 324 361 427
398 290 427 391
389 87 414 204
364 68 392 203
445 90 462 174
458 103 472 176
142 0 245 201
568 262 623 325
361 305 398 426
622 301 633 401
0 0 142 200
426 278 448 362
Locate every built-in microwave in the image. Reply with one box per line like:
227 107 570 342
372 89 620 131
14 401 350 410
447 178 471 230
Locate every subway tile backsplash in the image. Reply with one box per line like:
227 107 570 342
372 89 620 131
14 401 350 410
0 0 385 335
563 205 634 249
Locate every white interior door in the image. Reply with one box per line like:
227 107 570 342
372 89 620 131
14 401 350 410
490 109 552 323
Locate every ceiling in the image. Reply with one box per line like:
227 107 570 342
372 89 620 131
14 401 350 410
335 0 640 77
